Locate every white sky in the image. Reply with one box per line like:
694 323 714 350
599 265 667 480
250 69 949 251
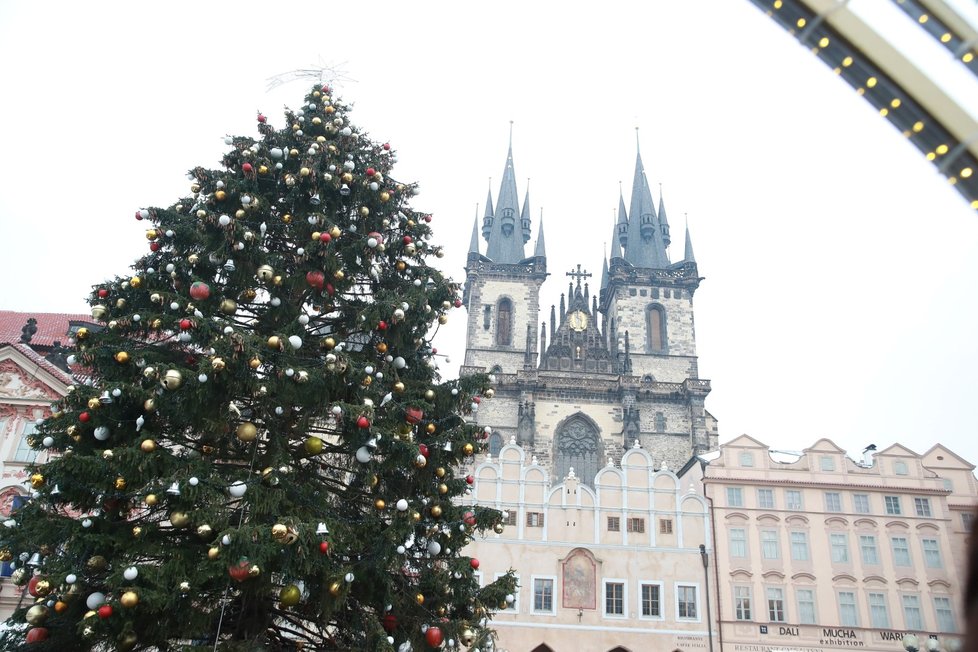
1 1 976 466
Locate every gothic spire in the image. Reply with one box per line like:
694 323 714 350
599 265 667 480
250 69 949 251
484 125 526 263
658 183 671 249
613 184 628 259
624 134 669 269
481 180 494 242
520 182 532 245
533 212 546 258
469 206 481 256
600 244 609 290
684 217 696 263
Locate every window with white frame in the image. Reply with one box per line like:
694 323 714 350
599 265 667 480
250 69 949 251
604 580 626 617
760 530 780 560
902 594 923 629
626 517 645 534
933 596 956 632
13 422 39 463
830 533 850 563
757 489 775 509
729 528 747 558
894 460 909 475
859 535 880 565
532 576 555 614
607 516 620 532
825 492 843 512
914 497 932 517
868 592 890 628
891 537 912 567
885 496 902 515
677 584 698 620
853 494 870 514
495 572 519 612
767 587 786 622
739 451 754 467
785 490 803 511
640 582 663 618
727 487 743 507
734 586 752 621
790 531 809 561
526 512 544 527
659 518 673 535
820 455 836 471
922 538 943 568
838 591 859 626
796 588 816 624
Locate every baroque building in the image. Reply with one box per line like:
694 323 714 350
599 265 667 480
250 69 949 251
461 138 721 651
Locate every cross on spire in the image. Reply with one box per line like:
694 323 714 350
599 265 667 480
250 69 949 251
566 264 592 288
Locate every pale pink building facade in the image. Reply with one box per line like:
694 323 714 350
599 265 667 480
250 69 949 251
697 435 975 652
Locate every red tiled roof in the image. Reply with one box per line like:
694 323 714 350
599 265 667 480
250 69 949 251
0 310 95 348
5 343 74 386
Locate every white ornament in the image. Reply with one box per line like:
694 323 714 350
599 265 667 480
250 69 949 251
218 214 231 226
345 572 354 583
228 481 247 498
270 297 281 307
396 499 408 511
198 374 208 383
93 426 110 441
298 314 310 325
241 195 252 205
427 541 441 555
66 355 77 365
42 436 54 448
396 545 406 554
355 447 372 463
221 534 232 545
189 477 199 486
65 574 77 584
82 519 93 528
86 592 106 610
123 567 138 581
224 326 234 335
270 147 283 159
285 368 295 377
112 388 122 397
288 335 302 349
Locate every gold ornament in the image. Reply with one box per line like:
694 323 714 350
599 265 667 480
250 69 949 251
115 476 127 490
493 523 505 534
430 505 443 518
236 422 258 442
219 299 237 314
54 600 67 613
296 370 309 383
30 473 44 488
280 584 302 606
374 499 386 510
256 265 274 282
438 315 448 325
140 439 156 453
145 494 158 507
169 511 190 528
120 591 139 608
323 337 336 349
380 191 390 203
411 511 421 522
150 318 162 329
435 467 446 478
143 398 157 412
88 397 101 409
240 288 257 302
25 605 49 625
267 335 281 349
235 209 246 219
485 388 495 398
304 436 323 455
115 351 130 364
300 167 310 177
150 293 162 304
248 564 261 577
102 449 114 460
215 190 227 201
87 555 108 572
91 305 107 319
211 357 226 371
462 443 474 456
333 270 345 281
415 593 425 605
375 342 388 354
0 549 11 562
393 381 405 394
330 226 341 239
438 483 448 495
143 366 158 379
34 579 51 597
132 526 143 537
359 206 370 217
329 581 342 597
282 214 292 224
129 276 142 289
271 523 288 540
341 172 353 183
116 298 127 309
249 356 261 369
424 389 435 401
162 369 183 390
179 581 190 593
196 524 214 540
76 327 90 340
426 423 436 434
208 547 220 560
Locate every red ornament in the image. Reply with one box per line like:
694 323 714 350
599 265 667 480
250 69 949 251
189 282 211 300
98 288 109 299
79 411 90 423
257 113 266 123
228 558 251 582
319 541 330 555
27 575 43 597
97 604 113 619
306 270 325 289
431 348 438 355
179 319 193 331
402 235 413 244
319 232 332 243
405 407 424 424
418 444 429 458
134 210 143 221
377 321 388 331
322 85 330 93
465 475 474 485
25 628 49 644
357 416 370 429
366 167 376 177
425 626 444 647
454 299 462 308
242 162 254 174
463 511 476 526
470 558 480 570
381 613 397 633
149 242 161 252
472 396 481 404
424 214 432 223
367 231 384 245
383 143 391 151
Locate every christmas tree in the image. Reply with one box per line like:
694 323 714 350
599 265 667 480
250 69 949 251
0 84 516 651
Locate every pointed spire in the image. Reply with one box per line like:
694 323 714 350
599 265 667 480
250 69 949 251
625 134 669 269
658 183 671 249
481 180 494 241
684 215 696 263
600 245 610 289
484 125 526 263
533 212 546 258
615 182 628 256
550 305 557 338
520 181 532 245
469 206 481 255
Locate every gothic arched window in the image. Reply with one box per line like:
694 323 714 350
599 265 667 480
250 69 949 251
488 433 503 457
496 298 513 346
554 414 602 487
646 304 667 353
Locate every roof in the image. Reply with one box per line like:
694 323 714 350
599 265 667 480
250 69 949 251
0 310 95 348
0 342 74 387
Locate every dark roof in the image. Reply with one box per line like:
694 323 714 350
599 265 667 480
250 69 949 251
0 310 95 348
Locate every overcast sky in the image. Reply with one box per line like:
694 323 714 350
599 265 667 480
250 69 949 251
1 1 976 467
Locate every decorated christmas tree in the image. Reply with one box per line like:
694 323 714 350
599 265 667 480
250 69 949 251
0 84 516 651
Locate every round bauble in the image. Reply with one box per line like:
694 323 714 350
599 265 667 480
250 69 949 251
460 628 476 646
189 282 210 300
425 626 443 647
120 591 138 608
25 627 49 643
85 592 106 610
169 511 190 528
236 422 258 442
228 481 247 498
279 584 301 607
430 505 443 518
123 566 138 581
87 555 108 572
140 439 156 453
25 605 48 626
256 265 274 282
304 436 323 455
228 559 251 582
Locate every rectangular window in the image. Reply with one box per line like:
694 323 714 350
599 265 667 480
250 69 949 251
894 460 909 475
739 451 754 467
729 528 747 558
964 512 975 532
838 591 859 627
727 487 743 507
604 581 625 616
526 512 544 527
934 596 956 632
677 585 698 620
796 589 816 625
767 587 786 622
790 531 809 561
891 537 912 567
902 594 923 630
825 492 843 512
532 577 554 614
830 533 850 563
734 586 752 621
13 423 38 463
641 583 662 618
786 490 803 511
627 517 645 533
607 516 620 532
885 496 902 515
914 497 932 517
757 489 775 509
761 530 780 560
820 455 836 471
853 494 871 514
860 535 880 565
504 511 517 526
922 538 943 568
659 518 673 535
869 592 890 628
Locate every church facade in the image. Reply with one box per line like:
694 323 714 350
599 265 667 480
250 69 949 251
461 139 720 651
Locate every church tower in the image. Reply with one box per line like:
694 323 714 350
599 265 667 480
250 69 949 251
461 133 547 375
